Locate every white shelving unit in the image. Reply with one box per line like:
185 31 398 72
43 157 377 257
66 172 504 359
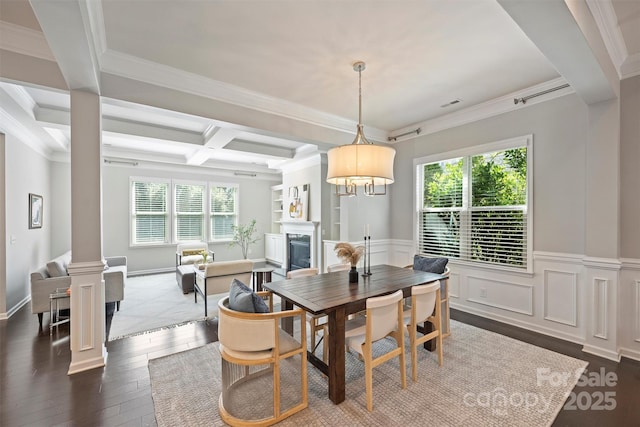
271 184 283 233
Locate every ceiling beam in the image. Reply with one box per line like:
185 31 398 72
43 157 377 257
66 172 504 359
225 140 295 159
29 0 101 93
498 0 617 105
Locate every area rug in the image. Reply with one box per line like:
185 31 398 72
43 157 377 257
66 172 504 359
108 272 224 341
148 320 587 426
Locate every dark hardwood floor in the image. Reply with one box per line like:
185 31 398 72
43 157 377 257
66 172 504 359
1 304 638 426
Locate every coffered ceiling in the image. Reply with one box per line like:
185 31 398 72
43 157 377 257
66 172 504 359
0 0 638 174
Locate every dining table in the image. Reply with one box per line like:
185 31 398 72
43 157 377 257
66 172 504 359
262 264 445 404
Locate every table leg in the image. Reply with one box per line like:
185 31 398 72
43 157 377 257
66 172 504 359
281 299 293 334
420 321 436 351
328 307 346 404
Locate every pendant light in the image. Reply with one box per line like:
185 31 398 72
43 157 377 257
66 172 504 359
326 61 395 196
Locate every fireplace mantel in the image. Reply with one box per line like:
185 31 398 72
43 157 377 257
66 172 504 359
282 221 319 270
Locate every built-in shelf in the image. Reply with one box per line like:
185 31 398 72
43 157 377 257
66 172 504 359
271 184 284 233
274 209 283 213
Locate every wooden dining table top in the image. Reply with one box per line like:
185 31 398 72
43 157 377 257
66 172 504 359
263 264 445 315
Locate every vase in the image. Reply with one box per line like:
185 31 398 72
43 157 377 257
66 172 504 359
349 266 358 283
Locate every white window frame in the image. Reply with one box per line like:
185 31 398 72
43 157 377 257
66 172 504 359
173 179 207 243
130 177 171 247
209 182 239 243
413 135 533 273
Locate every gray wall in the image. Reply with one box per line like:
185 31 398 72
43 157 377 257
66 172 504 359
100 165 278 273
620 75 640 259
391 93 589 255
50 160 71 257
5 133 51 311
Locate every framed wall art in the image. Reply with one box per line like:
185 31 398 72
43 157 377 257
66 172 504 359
29 193 43 229
287 184 309 221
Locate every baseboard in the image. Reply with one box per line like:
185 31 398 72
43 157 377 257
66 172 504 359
67 348 108 375
0 312 6 320
619 346 640 362
129 267 174 277
5 295 31 319
582 344 621 362
450 302 585 346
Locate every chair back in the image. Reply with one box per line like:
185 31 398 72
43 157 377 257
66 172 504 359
287 267 318 279
366 290 403 342
411 281 440 323
218 297 276 353
327 263 351 272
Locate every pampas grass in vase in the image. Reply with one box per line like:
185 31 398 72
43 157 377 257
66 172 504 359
334 242 364 282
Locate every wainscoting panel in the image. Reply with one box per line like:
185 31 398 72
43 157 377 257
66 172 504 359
635 280 640 343
543 270 578 327
449 272 460 299
467 275 534 316
80 284 95 351
593 278 609 340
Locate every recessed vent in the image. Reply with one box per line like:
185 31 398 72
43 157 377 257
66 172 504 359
440 98 462 108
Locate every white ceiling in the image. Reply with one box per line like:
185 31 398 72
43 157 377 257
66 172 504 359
0 0 638 174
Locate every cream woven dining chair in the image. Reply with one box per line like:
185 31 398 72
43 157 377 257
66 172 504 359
344 289 407 411
286 268 325 355
403 281 443 382
217 292 308 426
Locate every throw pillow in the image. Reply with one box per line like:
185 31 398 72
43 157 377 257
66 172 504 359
46 260 68 278
228 279 269 313
413 255 448 274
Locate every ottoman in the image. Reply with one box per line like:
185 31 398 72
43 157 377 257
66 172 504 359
176 264 196 294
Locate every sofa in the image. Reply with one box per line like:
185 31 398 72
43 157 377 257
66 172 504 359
30 251 127 328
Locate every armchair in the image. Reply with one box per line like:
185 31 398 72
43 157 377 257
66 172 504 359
175 242 214 266
194 260 253 317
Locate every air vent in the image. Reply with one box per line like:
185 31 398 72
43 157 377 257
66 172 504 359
440 98 462 108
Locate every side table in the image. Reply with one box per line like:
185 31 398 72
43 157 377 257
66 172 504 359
252 267 274 292
49 288 70 335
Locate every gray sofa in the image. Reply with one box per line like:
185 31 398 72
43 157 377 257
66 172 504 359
30 251 127 328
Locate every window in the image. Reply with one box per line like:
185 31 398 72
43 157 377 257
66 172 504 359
174 182 205 242
417 137 531 270
210 185 238 241
131 180 169 245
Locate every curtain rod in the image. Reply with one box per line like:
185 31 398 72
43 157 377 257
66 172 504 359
104 159 139 166
388 127 421 142
514 83 570 105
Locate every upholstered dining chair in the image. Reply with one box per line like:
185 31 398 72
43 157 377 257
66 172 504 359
406 255 451 337
286 268 325 355
344 289 407 411
327 262 351 272
403 281 443 382
217 292 308 426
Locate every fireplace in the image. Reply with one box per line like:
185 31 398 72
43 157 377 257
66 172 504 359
288 234 311 271
282 221 318 272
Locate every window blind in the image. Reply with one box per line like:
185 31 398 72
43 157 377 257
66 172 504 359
132 181 168 244
210 185 237 240
175 183 205 242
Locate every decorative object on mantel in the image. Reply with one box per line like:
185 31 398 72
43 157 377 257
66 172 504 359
362 224 372 276
229 219 260 259
326 61 396 196
288 184 309 221
334 242 364 283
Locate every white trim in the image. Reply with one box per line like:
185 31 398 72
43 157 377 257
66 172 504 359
543 270 578 327
277 153 321 174
0 107 50 158
583 257 622 270
4 295 31 319
100 49 388 143
67 350 107 375
593 278 609 340
67 260 106 275
621 258 640 270
0 21 56 62
390 78 572 141
635 280 640 343
82 0 107 58
586 0 627 77
534 251 584 264
621 53 640 80
619 347 640 363
581 344 621 362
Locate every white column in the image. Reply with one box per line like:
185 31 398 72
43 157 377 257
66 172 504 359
67 90 106 374
0 133 6 319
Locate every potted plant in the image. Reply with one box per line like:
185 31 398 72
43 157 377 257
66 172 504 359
334 242 365 283
229 219 260 259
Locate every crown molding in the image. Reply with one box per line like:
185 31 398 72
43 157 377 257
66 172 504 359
0 21 55 62
100 49 388 143
621 53 640 80
389 77 574 142
82 0 107 59
586 0 627 79
0 107 50 158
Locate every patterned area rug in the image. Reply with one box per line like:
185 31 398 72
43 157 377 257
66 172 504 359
148 320 587 426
